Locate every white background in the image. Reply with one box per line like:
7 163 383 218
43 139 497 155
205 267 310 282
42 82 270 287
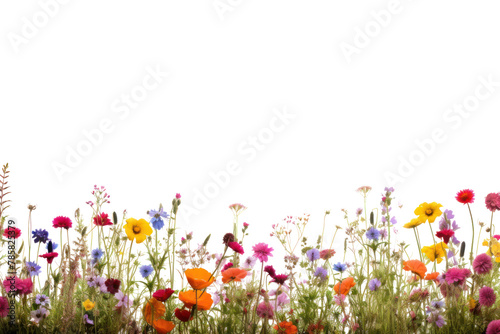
1 0 500 273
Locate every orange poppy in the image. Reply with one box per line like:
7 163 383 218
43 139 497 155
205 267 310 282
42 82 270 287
143 298 166 325
403 260 427 279
424 272 439 281
222 268 248 283
185 268 215 290
334 277 356 295
273 321 298 334
178 290 213 310
153 319 175 334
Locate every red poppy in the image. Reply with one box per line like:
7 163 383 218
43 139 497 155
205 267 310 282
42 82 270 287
153 288 175 302
436 229 455 244
403 260 427 279
39 252 58 264
174 308 192 322
456 189 475 204
221 268 248 283
334 277 356 295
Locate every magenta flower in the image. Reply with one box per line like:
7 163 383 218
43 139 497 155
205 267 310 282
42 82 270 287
320 249 335 260
52 216 73 229
485 193 500 212
479 286 497 307
271 274 288 285
444 267 471 286
487 320 500 334
255 302 274 319
473 253 493 275
228 241 244 255
252 243 273 263
264 265 276 278
0 297 8 317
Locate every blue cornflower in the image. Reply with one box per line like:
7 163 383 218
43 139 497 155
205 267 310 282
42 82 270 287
140 264 154 278
368 278 381 291
26 261 42 276
45 240 58 251
366 227 380 241
148 207 170 230
91 248 104 260
333 262 347 273
314 267 328 280
306 248 320 262
32 229 49 243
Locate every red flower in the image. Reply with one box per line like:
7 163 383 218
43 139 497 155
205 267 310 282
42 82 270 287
3 227 21 239
105 278 121 295
39 252 58 264
456 189 475 204
52 216 72 229
153 288 175 302
271 274 288 285
485 193 500 212
174 308 192 322
228 241 244 255
436 229 455 244
93 212 113 226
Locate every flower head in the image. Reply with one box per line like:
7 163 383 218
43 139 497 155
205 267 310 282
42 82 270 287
403 260 427 279
456 189 475 204
178 290 213 310
3 227 21 239
91 248 104 260
366 227 380 241
115 290 133 309
26 261 42 276
473 253 493 274
148 207 169 230
256 302 274 319
485 193 500 212
143 298 166 325
252 243 274 263
175 308 192 322
273 321 298 334
306 248 320 262
222 268 248 283
271 274 289 285
319 249 335 260
436 229 455 245
52 216 72 229
333 262 347 273
39 252 58 264
334 277 356 295
140 265 154 278
314 267 328 281
185 268 214 290
32 229 49 244
0 297 8 318
153 319 175 334
368 278 381 291
153 288 175 302
105 278 121 295
228 241 244 255
82 299 95 311
487 320 500 334
403 218 423 229
123 218 153 243
241 256 257 269
35 294 49 307
444 267 471 286
479 286 496 307
93 212 113 226
264 265 276 278
421 243 448 263
414 202 443 223
31 307 49 324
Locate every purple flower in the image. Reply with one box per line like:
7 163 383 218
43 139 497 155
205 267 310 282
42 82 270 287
379 229 388 240
306 248 320 262
35 294 49 307
333 262 347 273
366 227 380 241
368 278 381 291
83 314 94 325
26 261 42 277
314 267 328 281
149 207 169 230
32 229 49 244
241 256 257 269
390 217 397 225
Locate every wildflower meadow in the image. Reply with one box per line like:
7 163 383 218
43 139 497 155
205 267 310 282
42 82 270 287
1 163 500 333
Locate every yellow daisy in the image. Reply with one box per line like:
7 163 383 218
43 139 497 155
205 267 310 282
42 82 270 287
421 242 448 263
124 218 153 244
414 202 443 223
82 299 95 311
403 218 423 229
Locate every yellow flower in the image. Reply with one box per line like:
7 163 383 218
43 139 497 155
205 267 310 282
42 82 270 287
403 218 423 229
421 242 448 263
123 218 153 244
469 298 477 311
483 238 500 263
82 299 95 311
414 202 443 223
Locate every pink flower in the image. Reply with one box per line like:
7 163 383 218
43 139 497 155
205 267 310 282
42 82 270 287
243 222 249 228
0 297 8 317
39 252 59 264
485 193 500 212
3 227 21 239
52 216 72 229
320 249 336 260
334 294 346 305
444 267 471 286
473 253 493 275
228 241 244 255
3 277 33 295
93 212 113 226
221 262 234 272
176 193 181 199
487 320 500 334
252 243 273 263
255 302 274 319
479 286 496 307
